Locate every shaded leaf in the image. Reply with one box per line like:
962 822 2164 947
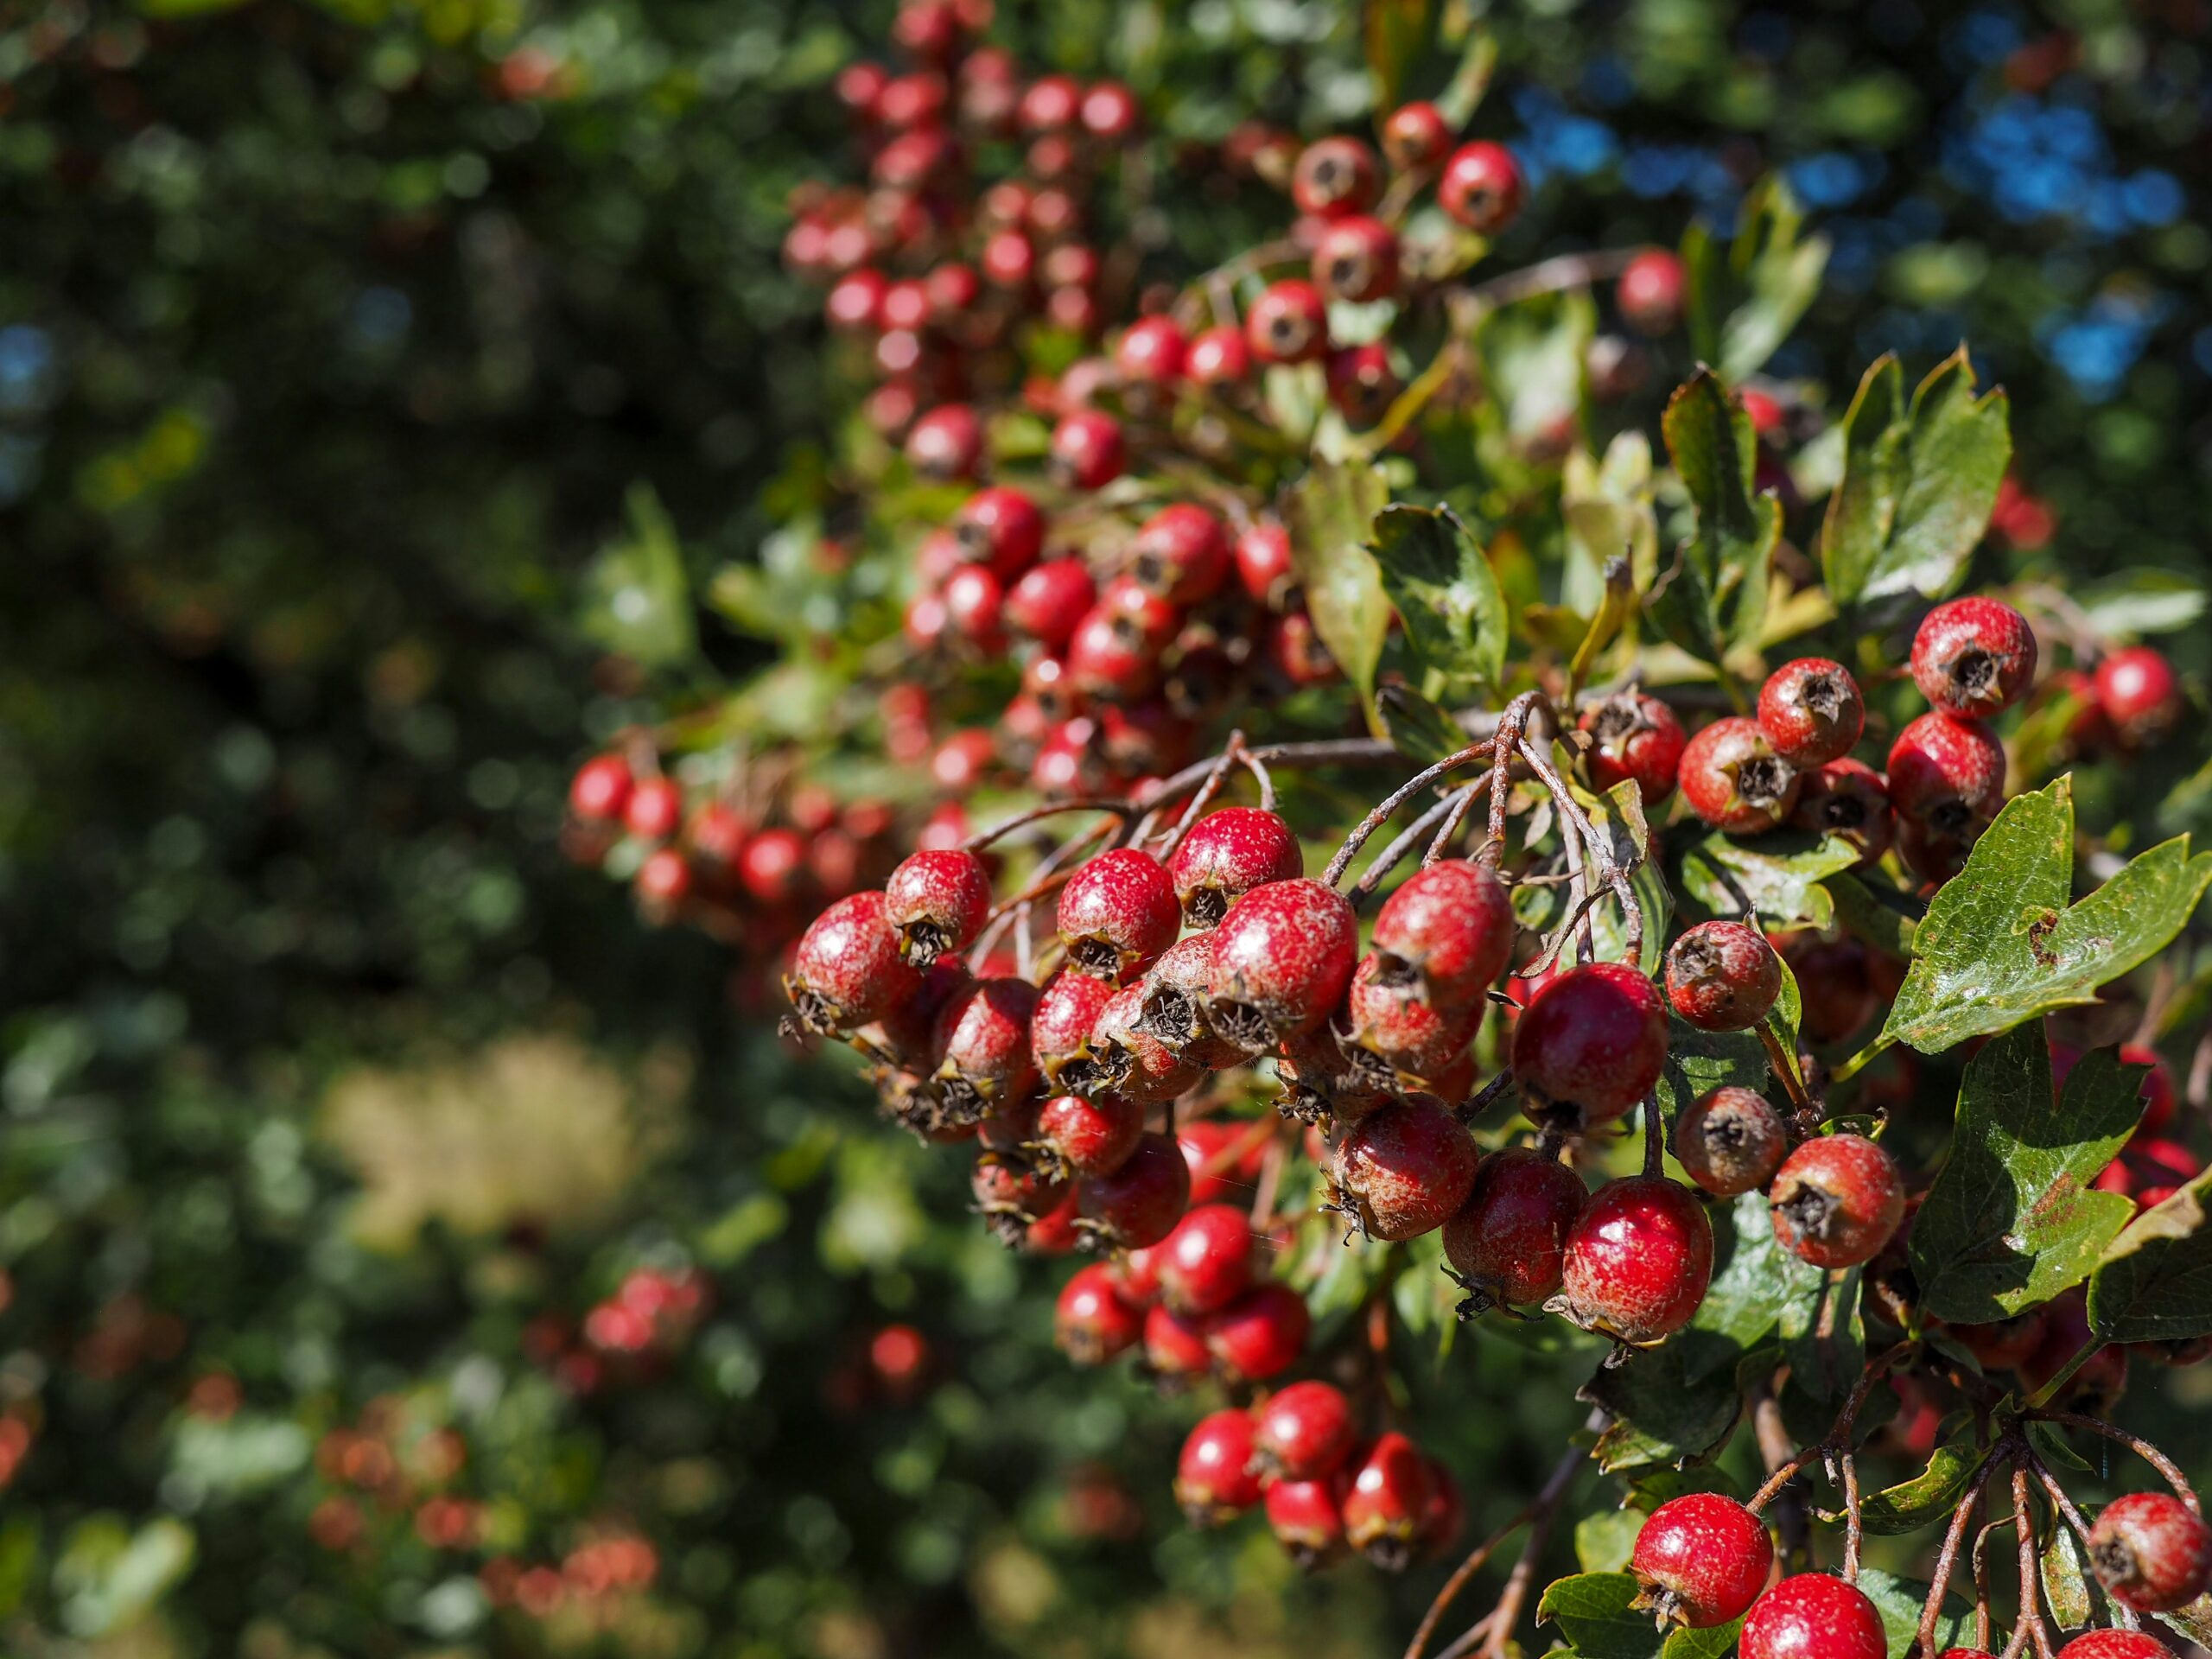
1678 828 1863 931
1433 28 1499 128
1650 370 1781 666
2157 1595 2212 1651
1371 503 1509 691
1682 177 1830 382
1363 0 1434 114
1538 1573 1665 1659
2072 569 2208 639
1580 1340 1745 1473
1860 1437 1988 1535
1286 459 1394 733
1826 874 1919 961
2088 1167 2212 1344
2042 1517 2092 1630
1376 683 1469 766
1574 1508 1644 1574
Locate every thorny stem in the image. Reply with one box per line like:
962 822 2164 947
2014 1463 2054 1659
1919 1446 2004 1658
1142 737 1403 811
1348 771 1494 910
2031 1410 2200 1510
1325 742 1494 887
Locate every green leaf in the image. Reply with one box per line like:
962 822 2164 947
2088 1167 2212 1344
2072 569 2209 639
1826 874 1918 961
1651 370 1781 667
1909 1028 2144 1323
1855 1567 1981 1659
1375 683 1469 766
1371 503 1508 692
1580 1339 1745 1473
1574 1508 1644 1574
582 482 702 669
1682 1192 1822 1373
1860 1437 1988 1535
1538 1572 1664 1659
1286 459 1394 734
1678 829 1863 931
2156 1595 2212 1651
2042 1517 2093 1630
1562 433 1661 611
1363 0 1434 114
1879 778 2212 1052
54 1516 197 1638
1819 348 2011 607
1681 177 1831 382
1473 289 1595 445
1433 29 1500 129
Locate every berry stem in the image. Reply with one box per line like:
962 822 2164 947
1750 1379 1813 1568
962 798 1138 852
1474 1422 1593 1659
1839 1448 1862 1580
1916 1444 2005 1659
1148 731 1246 858
1454 1070 1516 1128
1237 747 1277 812
1757 1023 1817 1116
2031 1408 2199 1510
1325 742 1494 887
2024 1448 2140 1631
1516 734 1644 966
2012 1462 2055 1659
1425 777 1488 867
1348 772 1493 910
1827 1032 1893 1087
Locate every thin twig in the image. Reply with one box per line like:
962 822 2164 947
1919 1448 2003 1658
1480 693 1544 869
1349 772 1493 910
962 797 1137 851
2032 1411 2200 1510
2013 1463 2054 1659
1325 743 1493 887
1426 778 1487 867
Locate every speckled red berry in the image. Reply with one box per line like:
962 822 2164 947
1676 1086 1789 1198
1176 1408 1264 1524
1031 968 1118 1092
786 892 924 1035
1442 1147 1586 1314
1085 982 1204 1103
972 1154 1070 1248
1058 849 1181 982
2088 1491 2212 1612
1077 1132 1191 1251
1757 658 1865 767
1911 597 2037 718
1617 250 1684 335
1438 141 1523 233
2053 1636 2172 1659
1381 101 1453 171
1129 504 1230 605
1331 1096 1479 1242
1342 1432 1434 1571
1205 878 1358 1052
1580 692 1688 804
1036 1092 1145 1179
1887 710 2005 832
1512 962 1670 1127
2095 646 2182 745
954 486 1046 579
1246 279 1330 365
1206 1282 1311 1382
1740 1574 1886 1659
905 403 983 481
1769 1134 1904 1268
1680 716 1801 834
1665 920 1783 1033
931 976 1041 1122
1311 214 1399 302
1055 1262 1143 1363
1790 758 1893 865
1291 136 1379 219
1631 1493 1774 1628
1370 859 1515 1010
1252 1379 1355 1481
1166 808 1305 930
884 849 992 967
1121 935 1240 1071
1341 954 1483 1089
1554 1175 1713 1344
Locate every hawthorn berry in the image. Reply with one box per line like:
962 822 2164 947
971 1154 1070 1248
1630 1493 1774 1629
1791 758 1894 865
1887 709 2005 830
1768 1134 1905 1268
1235 522 1295 607
1205 877 1358 1051
1617 249 1685 335
786 891 924 1034
1381 100 1453 171
1757 658 1866 768
1341 1432 1433 1570
1179 1119 1268 1206
1511 962 1671 1127
1341 954 1484 1088
1003 561 1096 655
1441 1146 1586 1314
1035 1092 1145 1179
1738 1573 1886 1659
1086 982 1205 1103
1245 279 1330 365
931 976 1041 1122
1080 79 1141 143
1058 849 1181 982
1054 1262 1144 1363
1186 324 1252 391
1438 141 1523 233
1266 1473 1347 1569
1324 342 1400 425
1129 504 1230 605
2094 645 2182 745
1679 716 1802 834
1076 1132 1192 1250
1206 1282 1312 1382
1175 1409 1264 1524
1311 214 1399 303
1251 1379 1355 1481
569 753 633 822
905 402 983 482
1665 920 1783 1032
1554 1175 1713 1345
2088 1491 2212 1612
1032 967 1118 1091
2052 1637 2173 1659
1911 596 2038 718
1274 1021 1389 1126
1115 315 1186 393
1675 1086 1789 1198
954 486 1046 579
884 848 992 966
1065 601 1162 702
624 776 684 842
1049 409 1127 491
1370 859 1515 1010
1166 808 1304 930
1155 1203 1255 1315
1330 1096 1480 1242
1579 691 1688 804
1291 136 1380 219
635 848 694 907
1126 934 1243 1071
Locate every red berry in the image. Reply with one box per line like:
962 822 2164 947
1168 808 1305 928
1757 658 1866 767
836 61 887 123
1341 1432 1434 1570
1077 1132 1191 1250
689 802 750 869
1055 1262 1144 1363
2121 1042 2178 1136
1291 136 1379 219
1251 1380 1355 1481
1911 597 2038 718
1141 1300 1212 1384
1115 315 1186 391
826 267 889 331
1186 325 1252 390
739 826 810 905
2088 1491 2212 1612
1680 716 1802 834
1205 878 1358 1051
1886 710 2005 829
1511 962 1671 1127
1005 558 1096 651
1036 1092 1146 1179
1438 141 1523 233
1780 938 1878 1045
1675 1086 1789 1198
1665 920 1783 1032
1058 849 1181 982
1129 504 1230 605
1790 758 1894 865
972 1154 1070 1248
1341 953 1483 1088
1739 1574 1885 1659
884 848 993 966
1156 1203 1255 1314
1769 1134 1905 1268
1179 1119 1265 1206
980 227 1034 289
1049 409 1127 491
1175 1409 1263 1523
1331 1096 1479 1242
786 892 924 1035
1441 1147 1586 1314
1134 934 1248 1068
1630 1493 1774 1628
905 403 983 481
930 976 1040 1123
1948 1310 2045 1371
1080 79 1141 141
1065 602 1162 702
954 486 1046 579
1381 101 1452 170
1019 73 1080 133
1087 982 1205 1103
569 753 633 822
1324 342 1399 425
1579 692 1687 804
2054 1636 2173 1659
2094 645 2182 744
624 776 684 842
1617 250 1684 335
1266 1473 1347 1569
1555 1175 1713 1344
1311 214 1399 303
635 848 693 906
1206 1281 1311 1382
1236 522 1295 607
1245 279 1329 365
1370 859 1515 1009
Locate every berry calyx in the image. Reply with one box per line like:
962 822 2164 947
1087 982 1205 1103
1330 1096 1480 1242
785 891 924 1035
1580 691 1688 804
1380 101 1453 170
2094 645 2182 745
1155 1203 1255 1315
1370 859 1515 1010
1738 1573 1886 1659
1511 962 1671 1127
1790 758 1894 866
1679 716 1802 835
1441 1146 1586 1315
1246 279 1330 365
1058 849 1182 982
1251 1379 1356 1481
1291 136 1380 219
1132 934 1246 1069
2087 1490 2212 1613
971 1154 1070 1248
1910 596 2038 718
1887 711 2006 832
1054 1262 1143 1363
1554 1175 1713 1345
1756 658 1866 768
1664 920 1783 1033
1340 955 1484 1089
1768 1134 1906 1268
1032 968 1120 1092
1341 1432 1434 1571
1075 1131 1192 1250
931 976 1042 1123
1167 808 1305 928
1204 878 1359 1051
1311 214 1400 303
1205 1281 1311 1382
1175 1409 1264 1524
884 848 993 966
1630 1492 1774 1629
1675 1086 1789 1198
1438 140 1524 233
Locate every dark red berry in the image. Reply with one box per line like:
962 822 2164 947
1911 597 2038 718
1791 758 1893 865
1779 937 1878 1044
1087 982 1204 1103
884 849 992 967
1342 1432 1433 1570
1341 954 1483 1088
1273 1022 1389 1126
1058 849 1181 982
1757 658 1865 767
1005 558 1096 651
1630 1493 1774 1628
1617 250 1684 335
1054 1262 1143 1363
1077 1132 1191 1250
1380 101 1452 171
1291 136 1379 219
1887 710 2005 830
1331 1096 1479 1242
1266 1473 1347 1569
1167 808 1304 928
1665 920 1783 1032
1511 962 1670 1127
1251 1380 1354 1481
2094 646 2182 744
954 486 1046 579
1740 1574 1885 1659
972 1154 1070 1248
905 403 983 480
1032 968 1119 1091
1324 342 1399 424
1176 1409 1263 1523
931 976 1040 1123
1130 504 1230 605
1206 1281 1311 1382
1156 1203 1256 1315
1205 878 1359 1051
1769 1134 1904 1268
1186 324 1252 390
1675 1086 1789 1198
1554 1176 1713 1344
1036 1092 1145 1179
1438 141 1523 233
1065 602 1162 702
1680 716 1801 834
1370 860 1515 1010
1580 692 1687 804
1441 1147 1586 1315
1141 1300 1211 1385
569 753 633 822
2088 1491 2212 1612
1245 280 1329 365
1134 934 1247 1069
1948 1310 2045 1371
2095 1135 2199 1212
785 892 924 1035
1311 214 1399 302
1050 409 1127 491
1235 522 1295 607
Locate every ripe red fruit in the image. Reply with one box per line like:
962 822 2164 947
1665 920 1783 1032
635 848 693 906
1680 716 1802 834
1166 808 1304 928
1370 859 1515 1009
1185 325 1252 391
1141 1300 1212 1384
1511 962 1671 1127
1019 73 1080 133
1291 136 1379 219
569 753 633 822
1175 1409 1263 1523
1205 878 1359 1051
1179 1119 1266 1206
1086 982 1205 1103
1156 1204 1255 1315
1769 1134 1905 1268
786 892 924 1034
1331 1096 1480 1242
1555 1176 1713 1344
1311 214 1400 303
1005 558 1096 651
624 776 684 842
884 849 992 966
1380 101 1453 171
972 1154 1070 1248
1076 1132 1192 1250
1757 658 1866 767
1129 504 1230 605
1910 597 2038 718
1791 758 1894 865
1676 1086 1789 1198
2052 1636 2173 1659
1236 522 1295 607
931 976 1041 1122
954 486 1046 579
1065 602 1161 702
1058 849 1181 982
1271 612 1337 690
1115 315 1186 391
1265 1473 1347 1569
1616 250 1684 335
2088 1491 2212 1612
1131 934 1245 1069
1341 1432 1434 1570
979 226 1034 289
1739 1573 1886 1659
1886 710 2005 829
1032 968 1118 1090
1340 955 1482 1088
1580 692 1688 804
1251 1380 1355 1481
1049 409 1127 491
2094 645 2182 744
1080 79 1141 142
826 267 889 331
1206 1281 1311 1382
1245 279 1330 365
1036 1093 1146 1179
2123 1042 2178 1135
1438 141 1524 233
1630 1493 1774 1628
740 827 810 904
1054 1262 1143 1363
906 403 983 481
2094 1135 2199 1211
1441 1147 1587 1314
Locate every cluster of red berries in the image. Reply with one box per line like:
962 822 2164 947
524 1264 713 1396
308 1403 471 1554
2055 646 2184 756
479 1531 661 1623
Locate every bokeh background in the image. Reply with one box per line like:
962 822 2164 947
5 0 2211 1653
